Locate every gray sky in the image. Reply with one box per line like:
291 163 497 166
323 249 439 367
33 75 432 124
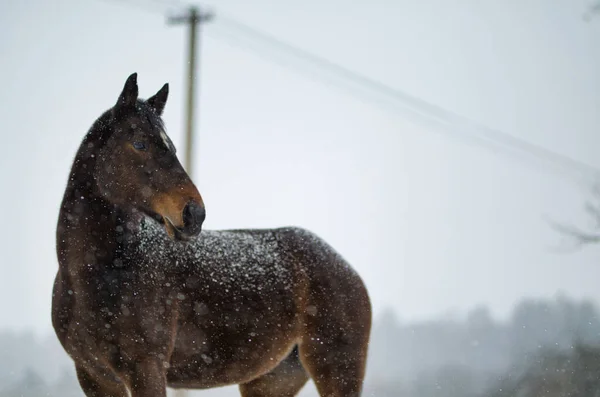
1 0 600 335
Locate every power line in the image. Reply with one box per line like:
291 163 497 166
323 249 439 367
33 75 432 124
98 0 166 15
202 27 593 181
209 16 600 181
98 0 600 182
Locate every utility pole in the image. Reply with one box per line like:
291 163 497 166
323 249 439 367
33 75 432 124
168 6 214 179
167 9 214 397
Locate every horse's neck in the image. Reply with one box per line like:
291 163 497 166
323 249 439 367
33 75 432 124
57 179 123 273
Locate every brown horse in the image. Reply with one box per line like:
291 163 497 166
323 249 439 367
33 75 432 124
52 73 372 397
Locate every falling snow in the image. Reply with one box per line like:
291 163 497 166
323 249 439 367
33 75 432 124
127 216 296 291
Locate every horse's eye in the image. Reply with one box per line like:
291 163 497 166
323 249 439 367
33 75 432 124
132 141 147 151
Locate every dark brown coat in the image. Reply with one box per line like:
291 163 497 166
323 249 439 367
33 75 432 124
52 74 371 397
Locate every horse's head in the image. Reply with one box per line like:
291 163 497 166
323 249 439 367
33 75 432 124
94 73 205 241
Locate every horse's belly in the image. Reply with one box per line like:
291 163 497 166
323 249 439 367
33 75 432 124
165 254 305 387
166 327 300 388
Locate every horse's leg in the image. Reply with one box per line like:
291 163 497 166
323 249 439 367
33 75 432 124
129 358 167 397
75 366 129 397
298 324 370 397
239 346 309 397
298 286 371 397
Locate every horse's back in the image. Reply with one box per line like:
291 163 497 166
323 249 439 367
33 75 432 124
196 225 370 310
131 219 370 329
200 225 368 302
129 219 369 310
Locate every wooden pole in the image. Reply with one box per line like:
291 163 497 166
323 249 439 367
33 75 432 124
168 6 214 178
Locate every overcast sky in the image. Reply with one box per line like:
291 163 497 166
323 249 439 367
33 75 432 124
1 0 600 336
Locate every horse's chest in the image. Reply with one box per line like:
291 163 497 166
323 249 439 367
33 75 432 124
62 269 181 360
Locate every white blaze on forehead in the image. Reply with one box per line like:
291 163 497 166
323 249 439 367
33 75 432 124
159 129 171 150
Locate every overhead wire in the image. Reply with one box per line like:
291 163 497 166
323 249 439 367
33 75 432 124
98 0 600 182
201 26 597 182
210 16 600 181
98 0 167 14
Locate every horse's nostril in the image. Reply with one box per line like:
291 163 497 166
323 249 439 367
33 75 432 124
182 201 206 234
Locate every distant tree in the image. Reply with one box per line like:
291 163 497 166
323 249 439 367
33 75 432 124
364 379 408 397
367 307 402 382
486 344 600 397
550 184 600 248
54 368 78 389
584 1 600 21
466 306 493 332
18 367 45 390
412 364 480 397
1 367 47 397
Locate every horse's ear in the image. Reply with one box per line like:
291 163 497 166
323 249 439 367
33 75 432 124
147 83 169 116
115 73 139 109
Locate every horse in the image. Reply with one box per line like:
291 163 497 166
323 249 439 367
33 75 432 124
52 73 372 397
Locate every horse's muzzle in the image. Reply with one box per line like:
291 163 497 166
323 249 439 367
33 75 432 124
180 200 205 238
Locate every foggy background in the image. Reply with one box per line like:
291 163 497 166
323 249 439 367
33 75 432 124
1 0 600 396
